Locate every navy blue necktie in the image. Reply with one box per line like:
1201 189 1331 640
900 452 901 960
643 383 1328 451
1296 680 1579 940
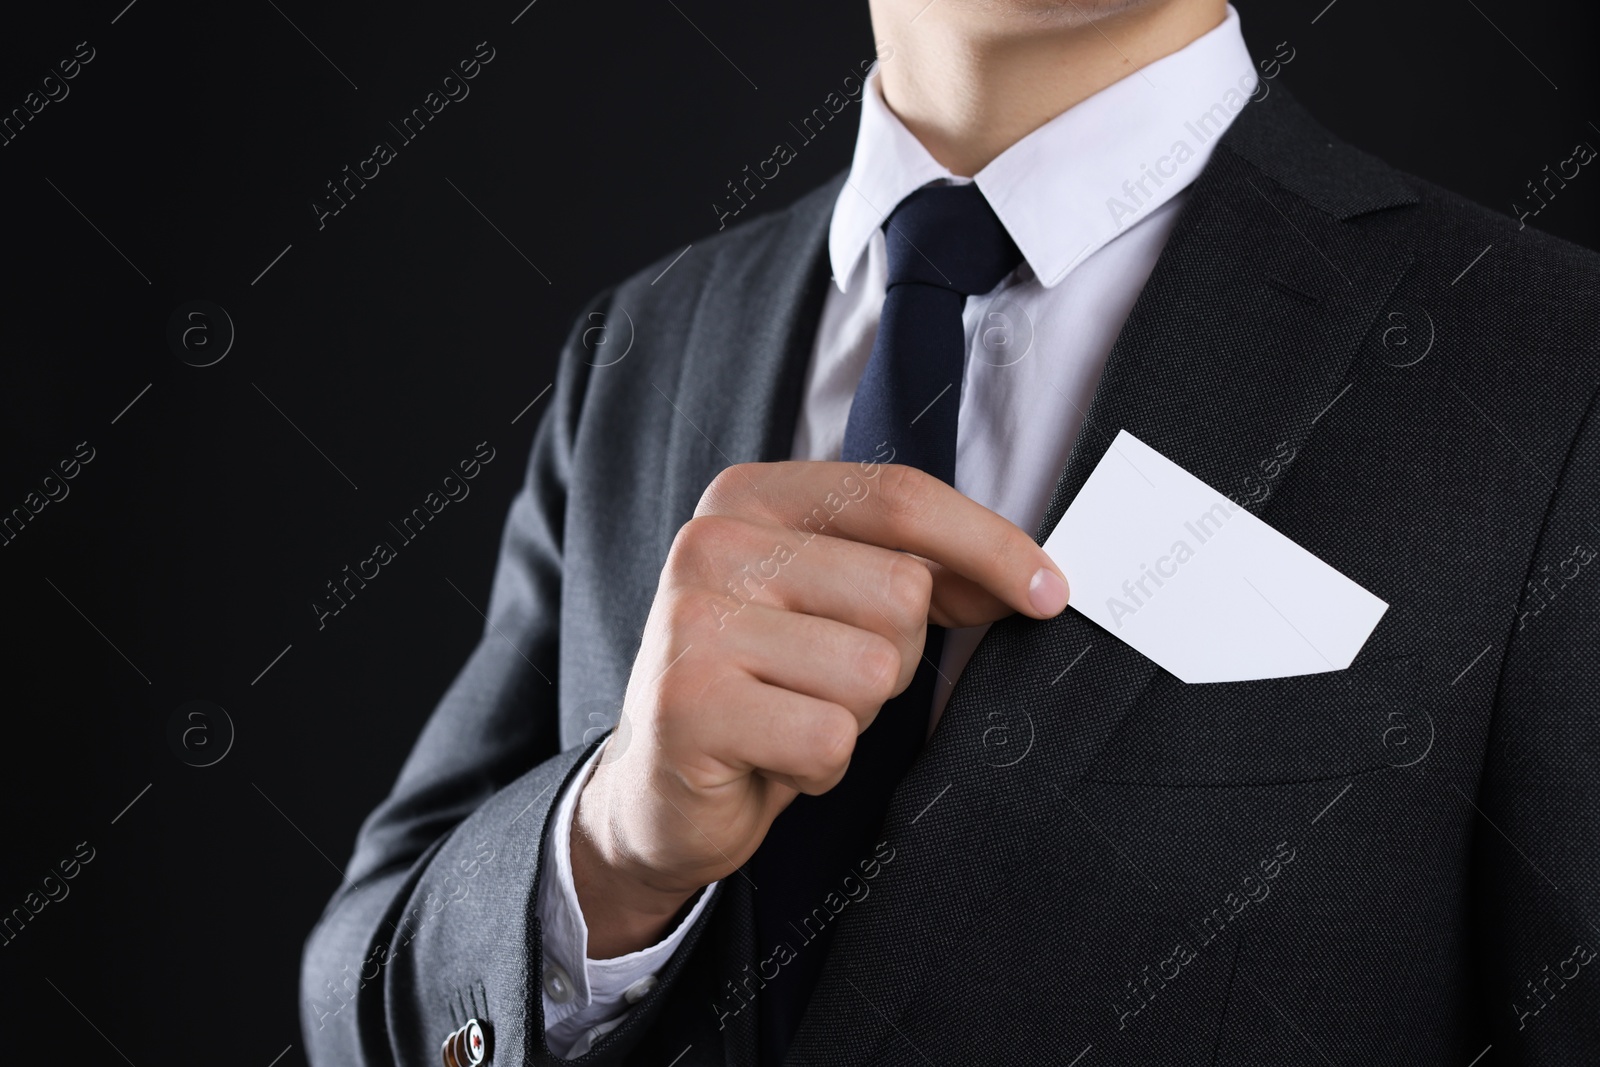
749 183 1022 1063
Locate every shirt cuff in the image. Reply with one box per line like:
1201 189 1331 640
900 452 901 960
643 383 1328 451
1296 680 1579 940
538 737 719 1058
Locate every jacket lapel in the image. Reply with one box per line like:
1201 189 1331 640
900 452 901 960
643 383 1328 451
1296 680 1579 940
789 89 1418 1065
656 175 844 554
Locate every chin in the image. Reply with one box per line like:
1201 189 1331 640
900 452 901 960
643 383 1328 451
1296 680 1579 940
960 0 1163 26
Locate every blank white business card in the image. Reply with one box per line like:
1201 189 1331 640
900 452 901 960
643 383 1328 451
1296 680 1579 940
1041 430 1387 683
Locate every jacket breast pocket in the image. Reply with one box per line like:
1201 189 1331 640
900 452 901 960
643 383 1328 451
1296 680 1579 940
1083 653 1424 787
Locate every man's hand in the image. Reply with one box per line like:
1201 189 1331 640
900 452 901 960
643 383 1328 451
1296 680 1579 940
570 460 1069 958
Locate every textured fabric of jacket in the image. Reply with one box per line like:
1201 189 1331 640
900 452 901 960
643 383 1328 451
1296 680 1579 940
300 86 1600 1066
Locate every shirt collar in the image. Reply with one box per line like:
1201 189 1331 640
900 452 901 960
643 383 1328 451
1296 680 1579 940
829 4 1257 292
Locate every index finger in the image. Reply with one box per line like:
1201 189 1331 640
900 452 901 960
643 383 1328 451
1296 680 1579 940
694 460 1070 622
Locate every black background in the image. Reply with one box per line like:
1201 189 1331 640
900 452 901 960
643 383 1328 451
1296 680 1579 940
0 1 1593 1063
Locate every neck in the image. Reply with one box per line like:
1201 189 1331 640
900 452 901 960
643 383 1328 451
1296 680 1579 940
868 0 1227 176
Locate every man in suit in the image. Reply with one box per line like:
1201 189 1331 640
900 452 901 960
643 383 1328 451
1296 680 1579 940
302 0 1600 1062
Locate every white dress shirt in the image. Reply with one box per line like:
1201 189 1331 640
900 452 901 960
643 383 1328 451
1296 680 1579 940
539 9 1258 1054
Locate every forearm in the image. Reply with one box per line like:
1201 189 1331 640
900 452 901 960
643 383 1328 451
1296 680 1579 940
301 744 590 1066
302 867 419 1067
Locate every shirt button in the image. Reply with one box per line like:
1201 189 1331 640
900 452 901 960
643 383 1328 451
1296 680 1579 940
543 961 576 1004
623 976 657 1005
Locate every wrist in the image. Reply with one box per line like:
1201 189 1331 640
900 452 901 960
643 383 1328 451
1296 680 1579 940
570 773 698 959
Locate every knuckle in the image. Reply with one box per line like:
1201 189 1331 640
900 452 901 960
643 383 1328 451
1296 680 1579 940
696 463 758 516
884 553 933 620
878 463 936 533
667 515 743 577
854 634 902 701
809 706 858 780
671 513 725 556
986 526 1026 578
658 590 712 639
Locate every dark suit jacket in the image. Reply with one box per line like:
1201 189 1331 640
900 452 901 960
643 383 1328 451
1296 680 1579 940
301 87 1600 1065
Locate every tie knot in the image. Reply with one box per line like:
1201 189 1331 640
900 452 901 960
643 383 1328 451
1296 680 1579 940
882 183 1022 296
